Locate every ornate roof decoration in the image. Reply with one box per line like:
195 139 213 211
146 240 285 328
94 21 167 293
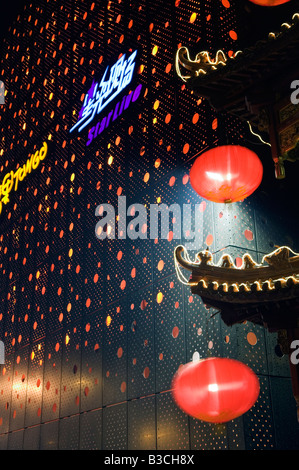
175 12 299 179
175 13 299 123
175 245 299 330
175 48 242 82
175 245 299 295
176 12 299 80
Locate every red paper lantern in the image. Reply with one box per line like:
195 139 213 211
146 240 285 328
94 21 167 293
189 145 263 203
248 0 290 6
172 357 260 423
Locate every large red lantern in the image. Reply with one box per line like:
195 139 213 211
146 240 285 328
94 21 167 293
248 0 291 6
172 357 260 423
189 145 263 203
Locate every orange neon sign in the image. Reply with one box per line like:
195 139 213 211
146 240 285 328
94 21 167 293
0 141 48 215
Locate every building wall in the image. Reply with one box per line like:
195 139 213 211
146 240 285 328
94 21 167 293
0 0 298 450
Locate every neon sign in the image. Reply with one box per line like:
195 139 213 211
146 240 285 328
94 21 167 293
70 50 138 133
86 83 142 146
69 49 142 146
0 141 48 215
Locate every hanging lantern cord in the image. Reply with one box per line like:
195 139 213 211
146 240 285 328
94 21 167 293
247 121 271 147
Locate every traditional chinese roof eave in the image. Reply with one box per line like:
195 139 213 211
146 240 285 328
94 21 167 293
191 279 299 307
175 245 299 284
174 245 299 331
181 19 299 122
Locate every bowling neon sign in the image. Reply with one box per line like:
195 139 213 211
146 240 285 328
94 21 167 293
69 49 142 146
